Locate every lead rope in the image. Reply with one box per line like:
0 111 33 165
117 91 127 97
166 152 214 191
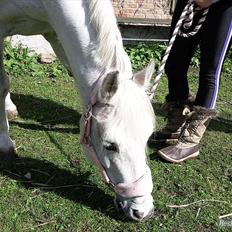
149 0 209 100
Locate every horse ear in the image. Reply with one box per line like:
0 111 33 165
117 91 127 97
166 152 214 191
99 71 119 101
133 60 155 90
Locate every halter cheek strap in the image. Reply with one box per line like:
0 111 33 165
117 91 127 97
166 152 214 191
80 79 152 198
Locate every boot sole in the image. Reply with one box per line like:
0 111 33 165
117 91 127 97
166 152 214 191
158 150 199 164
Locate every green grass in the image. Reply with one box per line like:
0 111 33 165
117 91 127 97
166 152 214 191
0 43 231 231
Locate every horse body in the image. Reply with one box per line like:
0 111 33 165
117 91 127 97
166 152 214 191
0 0 50 35
0 0 155 221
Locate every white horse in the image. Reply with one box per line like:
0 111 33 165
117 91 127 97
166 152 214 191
0 0 156 221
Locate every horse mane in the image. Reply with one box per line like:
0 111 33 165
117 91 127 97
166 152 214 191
88 0 123 68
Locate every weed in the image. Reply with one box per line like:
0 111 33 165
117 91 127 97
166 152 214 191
4 41 69 80
124 43 167 70
125 42 232 74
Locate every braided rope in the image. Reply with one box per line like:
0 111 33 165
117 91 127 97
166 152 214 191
179 7 209 37
149 0 208 100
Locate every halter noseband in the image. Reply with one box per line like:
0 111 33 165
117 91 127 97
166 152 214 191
80 76 152 198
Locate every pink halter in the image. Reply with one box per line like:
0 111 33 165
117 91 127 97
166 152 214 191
80 77 153 198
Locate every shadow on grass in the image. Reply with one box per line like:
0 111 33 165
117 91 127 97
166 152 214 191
10 93 81 134
208 117 232 133
12 94 232 135
0 157 125 221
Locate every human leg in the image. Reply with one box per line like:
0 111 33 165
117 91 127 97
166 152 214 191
158 0 232 163
195 0 232 108
150 0 200 144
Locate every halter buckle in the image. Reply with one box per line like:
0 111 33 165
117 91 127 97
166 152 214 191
81 105 93 145
83 105 92 121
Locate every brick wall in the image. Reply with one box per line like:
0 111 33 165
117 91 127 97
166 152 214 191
8 1 174 55
112 0 172 20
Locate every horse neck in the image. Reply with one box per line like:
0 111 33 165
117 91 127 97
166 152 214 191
43 0 132 106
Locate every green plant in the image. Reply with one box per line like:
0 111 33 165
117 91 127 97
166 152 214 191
3 42 69 80
190 48 200 68
4 42 38 77
223 48 232 74
125 43 231 75
124 43 167 71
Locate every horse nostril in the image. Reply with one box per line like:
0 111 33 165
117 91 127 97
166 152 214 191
132 209 144 220
114 198 125 212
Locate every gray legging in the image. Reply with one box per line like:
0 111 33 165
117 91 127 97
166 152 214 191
165 0 232 109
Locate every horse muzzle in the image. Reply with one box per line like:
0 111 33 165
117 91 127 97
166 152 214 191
114 194 154 222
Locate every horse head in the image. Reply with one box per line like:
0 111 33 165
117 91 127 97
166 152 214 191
81 61 155 221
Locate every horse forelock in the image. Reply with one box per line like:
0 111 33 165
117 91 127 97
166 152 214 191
99 81 155 146
88 0 122 68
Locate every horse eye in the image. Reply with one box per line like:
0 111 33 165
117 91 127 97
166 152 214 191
103 141 118 152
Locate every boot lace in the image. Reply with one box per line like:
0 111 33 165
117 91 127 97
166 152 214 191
177 111 200 144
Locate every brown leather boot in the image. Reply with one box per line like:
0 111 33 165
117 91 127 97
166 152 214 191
149 95 195 145
158 106 216 163
149 95 195 144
